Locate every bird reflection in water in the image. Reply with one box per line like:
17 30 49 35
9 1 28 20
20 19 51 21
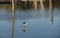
22 20 28 32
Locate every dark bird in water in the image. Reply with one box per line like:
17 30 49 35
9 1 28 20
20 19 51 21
23 20 27 26
23 29 27 32
23 21 26 24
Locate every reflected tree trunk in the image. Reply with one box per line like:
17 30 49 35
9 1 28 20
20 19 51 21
49 0 53 24
40 0 45 17
33 0 37 10
11 0 15 38
33 0 38 16
25 0 27 8
40 0 44 9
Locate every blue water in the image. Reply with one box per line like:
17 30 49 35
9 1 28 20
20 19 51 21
0 8 60 38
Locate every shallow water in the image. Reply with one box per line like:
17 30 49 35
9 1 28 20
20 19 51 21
0 7 60 38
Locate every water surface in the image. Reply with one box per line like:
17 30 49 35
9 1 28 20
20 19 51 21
0 6 60 38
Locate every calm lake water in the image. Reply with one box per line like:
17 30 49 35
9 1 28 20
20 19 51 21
0 6 60 38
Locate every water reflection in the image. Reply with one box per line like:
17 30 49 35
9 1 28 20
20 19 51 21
0 1 60 38
49 0 53 24
22 20 28 32
33 0 37 11
11 0 15 38
40 0 45 16
0 7 60 38
25 0 27 8
22 11 28 32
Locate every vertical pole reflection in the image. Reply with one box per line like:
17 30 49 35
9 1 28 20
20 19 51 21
11 0 15 38
40 0 45 17
49 0 53 24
